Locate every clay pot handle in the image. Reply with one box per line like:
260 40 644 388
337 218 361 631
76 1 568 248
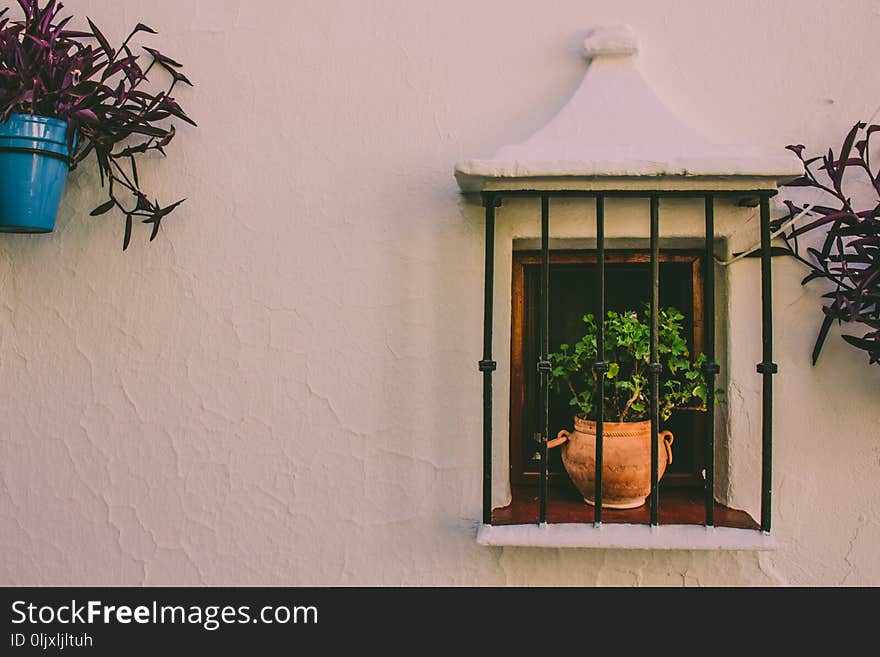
547 430 570 449
660 430 674 466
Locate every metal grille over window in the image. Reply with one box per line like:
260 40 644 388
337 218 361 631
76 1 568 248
478 190 778 533
458 25 799 547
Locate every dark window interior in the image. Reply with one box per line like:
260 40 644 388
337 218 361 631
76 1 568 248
511 250 706 491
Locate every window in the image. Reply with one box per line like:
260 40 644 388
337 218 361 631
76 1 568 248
473 191 778 550
455 24 794 550
500 247 760 530
510 250 707 489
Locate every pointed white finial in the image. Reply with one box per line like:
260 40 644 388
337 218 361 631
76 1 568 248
583 25 638 59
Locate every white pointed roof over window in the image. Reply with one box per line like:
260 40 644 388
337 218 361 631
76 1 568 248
455 26 801 192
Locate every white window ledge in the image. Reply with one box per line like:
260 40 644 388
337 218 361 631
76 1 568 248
477 524 776 551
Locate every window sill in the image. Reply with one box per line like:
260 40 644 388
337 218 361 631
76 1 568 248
478 485 774 550
495 485 759 527
476 523 775 550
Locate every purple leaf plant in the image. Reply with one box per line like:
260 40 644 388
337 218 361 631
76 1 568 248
0 0 195 250
775 122 880 366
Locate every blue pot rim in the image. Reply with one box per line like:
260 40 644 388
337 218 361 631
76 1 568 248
2 112 69 135
0 112 76 162
5 112 68 127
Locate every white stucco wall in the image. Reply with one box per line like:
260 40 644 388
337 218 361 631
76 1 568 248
1 0 878 585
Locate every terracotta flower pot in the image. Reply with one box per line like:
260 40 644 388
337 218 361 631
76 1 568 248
548 416 674 509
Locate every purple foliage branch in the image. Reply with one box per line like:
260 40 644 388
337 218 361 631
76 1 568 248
0 0 195 250
774 122 880 366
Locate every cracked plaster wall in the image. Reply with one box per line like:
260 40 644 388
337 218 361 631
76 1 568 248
1 0 878 586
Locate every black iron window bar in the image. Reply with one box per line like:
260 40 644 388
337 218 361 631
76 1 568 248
479 189 778 532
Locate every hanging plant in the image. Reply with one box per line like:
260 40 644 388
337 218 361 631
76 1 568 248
0 0 195 249
775 122 880 366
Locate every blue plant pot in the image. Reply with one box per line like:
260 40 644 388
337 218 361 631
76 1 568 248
0 113 73 234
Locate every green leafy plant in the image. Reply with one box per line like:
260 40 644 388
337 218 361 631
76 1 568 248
549 307 723 422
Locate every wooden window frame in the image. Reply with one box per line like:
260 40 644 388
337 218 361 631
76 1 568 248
509 249 706 489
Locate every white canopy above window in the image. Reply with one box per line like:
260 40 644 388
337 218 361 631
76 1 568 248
455 25 801 193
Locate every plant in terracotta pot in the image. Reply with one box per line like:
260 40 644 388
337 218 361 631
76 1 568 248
0 0 195 248
547 307 721 509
